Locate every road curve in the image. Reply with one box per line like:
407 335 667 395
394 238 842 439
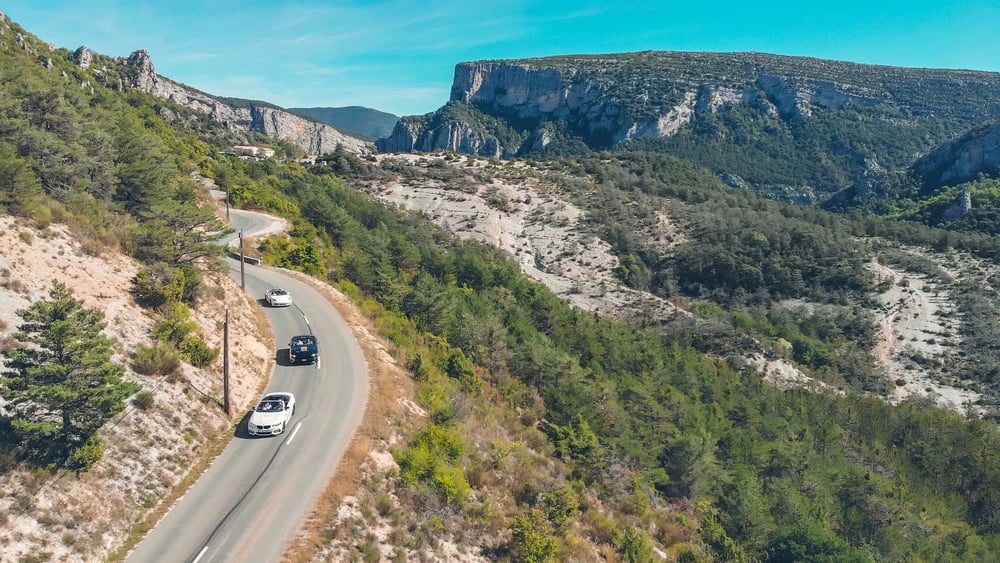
126 209 369 563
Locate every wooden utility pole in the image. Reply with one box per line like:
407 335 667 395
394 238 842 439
239 229 246 291
223 308 231 415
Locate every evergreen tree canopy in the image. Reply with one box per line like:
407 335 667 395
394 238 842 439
1 281 139 466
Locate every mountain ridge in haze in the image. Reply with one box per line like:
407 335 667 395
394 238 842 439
288 105 400 140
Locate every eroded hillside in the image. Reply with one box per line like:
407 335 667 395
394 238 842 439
354 152 994 414
364 153 687 323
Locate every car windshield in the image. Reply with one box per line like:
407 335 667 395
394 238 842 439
292 337 313 347
257 400 282 412
272 290 287 296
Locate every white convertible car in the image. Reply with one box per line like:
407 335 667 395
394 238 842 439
247 392 296 436
264 288 292 307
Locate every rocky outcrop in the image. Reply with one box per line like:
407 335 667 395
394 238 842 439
913 122 1000 187
377 120 423 153
379 51 1000 166
378 53 915 156
84 50 371 156
377 118 501 157
941 190 973 222
429 121 501 157
73 46 93 70
452 62 607 123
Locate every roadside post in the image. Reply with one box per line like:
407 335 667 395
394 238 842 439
239 229 246 291
223 308 231 415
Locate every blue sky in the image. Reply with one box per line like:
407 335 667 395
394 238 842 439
3 1 1000 117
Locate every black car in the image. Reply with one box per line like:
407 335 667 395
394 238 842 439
288 334 319 364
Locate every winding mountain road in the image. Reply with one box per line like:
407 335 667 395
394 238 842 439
126 209 369 563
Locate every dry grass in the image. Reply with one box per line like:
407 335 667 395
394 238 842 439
106 429 239 561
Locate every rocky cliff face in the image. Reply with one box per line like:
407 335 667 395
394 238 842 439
378 52 1000 185
378 53 918 156
377 116 502 157
912 122 1000 188
80 49 372 156
446 60 885 141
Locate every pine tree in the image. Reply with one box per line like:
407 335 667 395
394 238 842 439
1 281 139 467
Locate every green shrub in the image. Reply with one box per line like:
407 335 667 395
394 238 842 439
132 344 181 376
509 508 559 563
133 390 155 410
407 353 434 382
613 526 655 563
375 493 394 517
542 486 579 534
432 463 471 505
180 335 219 367
27 202 52 229
396 442 434 485
133 265 185 309
415 424 463 461
152 302 197 344
445 349 480 393
69 434 104 472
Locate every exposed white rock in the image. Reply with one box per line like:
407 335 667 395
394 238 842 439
914 122 1000 186
87 49 372 157
381 54 891 156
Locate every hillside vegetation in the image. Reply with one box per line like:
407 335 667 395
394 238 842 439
0 13 235 397
236 148 1000 561
0 14 276 560
2 12 1000 562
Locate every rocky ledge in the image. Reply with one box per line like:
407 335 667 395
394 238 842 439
79 48 372 157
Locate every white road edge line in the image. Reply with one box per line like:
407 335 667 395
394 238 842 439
193 546 208 563
285 421 303 445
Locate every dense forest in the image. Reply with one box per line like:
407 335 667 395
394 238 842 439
218 147 1000 560
1 14 1000 561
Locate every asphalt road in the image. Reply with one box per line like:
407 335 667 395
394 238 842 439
126 209 369 563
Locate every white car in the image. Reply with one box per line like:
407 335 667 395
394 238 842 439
247 392 296 436
264 288 292 307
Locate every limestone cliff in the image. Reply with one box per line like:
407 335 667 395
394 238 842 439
377 114 502 157
79 49 372 156
912 122 1000 188
378 52 1000 201
379 52 934 156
